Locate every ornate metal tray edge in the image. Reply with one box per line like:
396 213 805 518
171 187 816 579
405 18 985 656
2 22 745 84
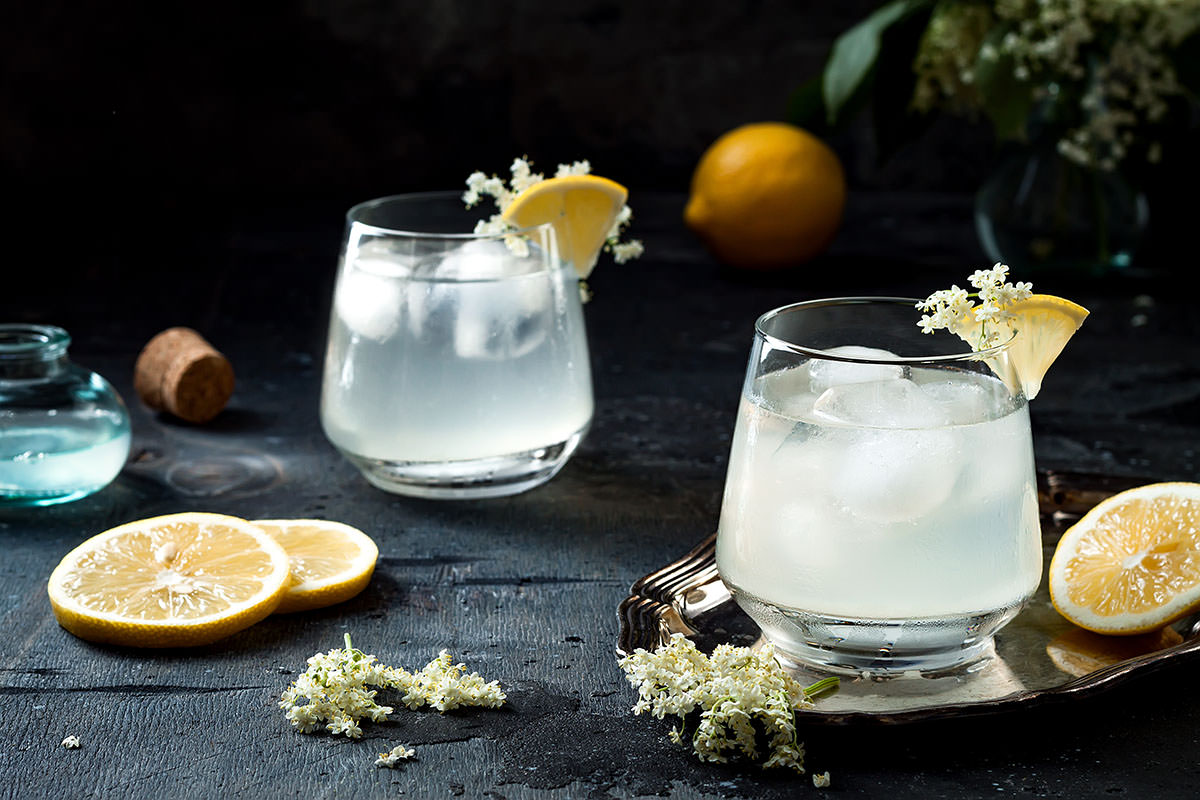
616 470 1200 724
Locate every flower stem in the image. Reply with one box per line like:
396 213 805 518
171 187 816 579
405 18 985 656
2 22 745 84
803 677 840 699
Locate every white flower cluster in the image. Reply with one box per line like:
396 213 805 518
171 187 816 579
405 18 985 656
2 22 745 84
916 262 1033 348
913 0 1200 169
394 650 508 712
912 3 994 113
279 634 506 739
619 633 837 773
374 743 416 768
463 157 645 264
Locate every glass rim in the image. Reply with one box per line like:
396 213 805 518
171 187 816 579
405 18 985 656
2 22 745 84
0 323 70 360
754 296 1015 364
345 190 556 240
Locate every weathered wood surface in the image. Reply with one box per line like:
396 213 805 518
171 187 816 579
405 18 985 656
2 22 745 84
3 194 1200 798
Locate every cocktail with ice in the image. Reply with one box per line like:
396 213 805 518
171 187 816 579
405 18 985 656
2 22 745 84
716 298 1041 674
320 192 592 499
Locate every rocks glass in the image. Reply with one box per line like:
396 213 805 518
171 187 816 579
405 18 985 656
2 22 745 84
320 192 593 499
716 298 1041 674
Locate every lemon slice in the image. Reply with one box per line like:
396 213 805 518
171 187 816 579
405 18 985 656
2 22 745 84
501 174 628 278
957 294 1089 399
47 513 290 648
254 519 379 614
1049 482 1200 635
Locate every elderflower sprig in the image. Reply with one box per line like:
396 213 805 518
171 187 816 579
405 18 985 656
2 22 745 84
279 634 506 739
916 262 1032 349
618 634 838 773
463 156 644 265
908 0 1200 170
374 744 416 768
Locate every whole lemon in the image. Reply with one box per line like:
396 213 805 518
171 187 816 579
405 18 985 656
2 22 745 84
684 122 847 270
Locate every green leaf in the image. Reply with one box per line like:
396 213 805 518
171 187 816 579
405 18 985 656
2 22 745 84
823 0 931 126
973 25 1035 141
870 2 936 162
786 76 828 134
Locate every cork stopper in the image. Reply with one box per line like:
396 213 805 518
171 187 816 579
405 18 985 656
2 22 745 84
133 328 235 424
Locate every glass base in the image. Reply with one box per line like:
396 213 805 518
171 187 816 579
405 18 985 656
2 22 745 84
340 426 587 500
0 485 105 507
729 586 1026 676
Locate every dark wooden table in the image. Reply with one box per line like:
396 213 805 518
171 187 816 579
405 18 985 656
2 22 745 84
3 193 1198 798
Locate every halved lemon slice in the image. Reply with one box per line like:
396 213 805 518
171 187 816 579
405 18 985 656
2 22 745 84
255 519 378 614
957 294 1089 399
1049 482 1200 635
47 513 290 648
501 174 628 278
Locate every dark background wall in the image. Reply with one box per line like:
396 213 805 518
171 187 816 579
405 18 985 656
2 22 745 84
1 0 1190 295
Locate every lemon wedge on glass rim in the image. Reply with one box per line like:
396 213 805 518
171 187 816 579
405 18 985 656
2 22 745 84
254 519 379 614
47 513 291 648
956 293 1089 399
501 174 628 278
1050 482 1200 634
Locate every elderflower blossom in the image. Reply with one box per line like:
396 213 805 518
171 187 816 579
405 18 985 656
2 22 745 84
813 771 832 788
279 634 506 738
911 0 1200 169
463 156 644 268
618 633 837 773
374 744 416 768
916 262 1032 348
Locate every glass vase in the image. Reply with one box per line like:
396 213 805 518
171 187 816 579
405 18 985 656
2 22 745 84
0 324 132 506
975 143 1149 276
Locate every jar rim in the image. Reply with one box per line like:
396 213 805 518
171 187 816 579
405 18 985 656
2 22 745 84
0 324 71 360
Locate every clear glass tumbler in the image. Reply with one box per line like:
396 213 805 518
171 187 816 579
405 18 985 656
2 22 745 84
716 298 1041 675
320 192 593 499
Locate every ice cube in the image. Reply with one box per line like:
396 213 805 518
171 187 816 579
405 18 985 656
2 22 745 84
919 376 999 426
828 428 959 523
446 242 554 360
437 238 531 280
808 346 905 392
335 255 411 340
811 379 951 429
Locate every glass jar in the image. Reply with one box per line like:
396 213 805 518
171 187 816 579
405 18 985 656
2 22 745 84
0 324 132 506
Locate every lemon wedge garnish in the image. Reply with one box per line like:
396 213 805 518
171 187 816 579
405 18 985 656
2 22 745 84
47 513 290 648
254 519 379 614
1049 482 1200 635
501 174 628 278
957 294 1089 399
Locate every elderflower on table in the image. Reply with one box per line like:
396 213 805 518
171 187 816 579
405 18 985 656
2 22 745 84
279 634 505 739
374 744 416 768
619 634 837 774
916 262 1032 349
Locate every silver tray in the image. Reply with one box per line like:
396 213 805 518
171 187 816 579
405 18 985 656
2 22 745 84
616 470 1200 724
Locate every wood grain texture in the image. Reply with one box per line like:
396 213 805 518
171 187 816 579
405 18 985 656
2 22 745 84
3 194 1199 798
